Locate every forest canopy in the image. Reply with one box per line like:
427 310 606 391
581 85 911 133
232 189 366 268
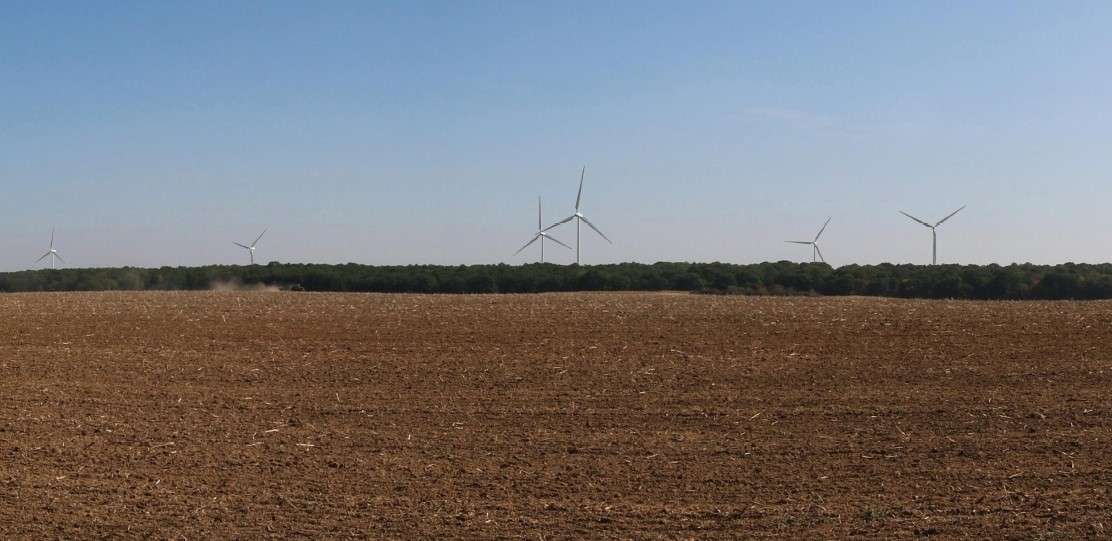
2 261 1112 300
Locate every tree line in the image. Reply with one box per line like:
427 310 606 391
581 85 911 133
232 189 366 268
3 261 1112 300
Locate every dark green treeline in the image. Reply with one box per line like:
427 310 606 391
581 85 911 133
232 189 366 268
3 261 1112 300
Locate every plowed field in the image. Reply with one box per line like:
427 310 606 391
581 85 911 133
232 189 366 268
1 292 1110 539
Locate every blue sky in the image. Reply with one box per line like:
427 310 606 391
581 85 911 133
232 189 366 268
2 1 1111 269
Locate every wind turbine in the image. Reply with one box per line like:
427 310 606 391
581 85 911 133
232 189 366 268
543 166 611 265
514 197 572 263
234 228 268 265
36 228 65 269
785 217 831 263
899 206 965 265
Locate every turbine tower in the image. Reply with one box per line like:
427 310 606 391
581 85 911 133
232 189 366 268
514 197 571 263
234 228 268 265
544 166 611 265
36 228 65 270
900 206 965 265
785 217 831 263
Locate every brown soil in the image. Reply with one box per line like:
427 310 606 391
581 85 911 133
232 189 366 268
1 292 1110 539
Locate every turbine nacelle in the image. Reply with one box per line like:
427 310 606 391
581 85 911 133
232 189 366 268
36 228 65 269
786 217 830 263
900 206 965 265
514 197 571 262
541 166 612 265
234 228 268 265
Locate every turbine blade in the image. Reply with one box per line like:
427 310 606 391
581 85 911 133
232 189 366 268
537 196 542 231
36 252 51 263
543 233 573 250
935 205 966 227
785 241 812 245
50 228 55 249
542 215 576 232
575 166 585 210
579 215 611 243
899 210 932 228
814 244 825 263
234 242 250 250
252 228 268 247
514 234 541 256
814 217 831 242
54 253 65 265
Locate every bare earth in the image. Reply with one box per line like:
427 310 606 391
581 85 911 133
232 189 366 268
1 292 1110 539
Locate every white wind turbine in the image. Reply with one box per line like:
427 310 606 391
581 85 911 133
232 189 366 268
36 228 65 269
514 197 571 263
785 217 831 263
234 228 268 265
900 205 965 265
543 166 611 265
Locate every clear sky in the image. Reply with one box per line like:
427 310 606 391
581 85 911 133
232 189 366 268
2 1 1111 270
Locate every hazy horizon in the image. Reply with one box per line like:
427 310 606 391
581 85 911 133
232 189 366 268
4 2 1111 271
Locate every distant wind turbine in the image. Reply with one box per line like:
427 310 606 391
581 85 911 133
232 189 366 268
514 197 571 263
900 206 965 265
785 217 831 263
543 166 611 265
36 228 64 270
234 228 268 265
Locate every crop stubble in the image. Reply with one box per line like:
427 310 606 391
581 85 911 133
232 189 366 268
0 292 1110 539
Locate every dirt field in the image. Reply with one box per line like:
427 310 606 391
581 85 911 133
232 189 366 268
0 292 1110 539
